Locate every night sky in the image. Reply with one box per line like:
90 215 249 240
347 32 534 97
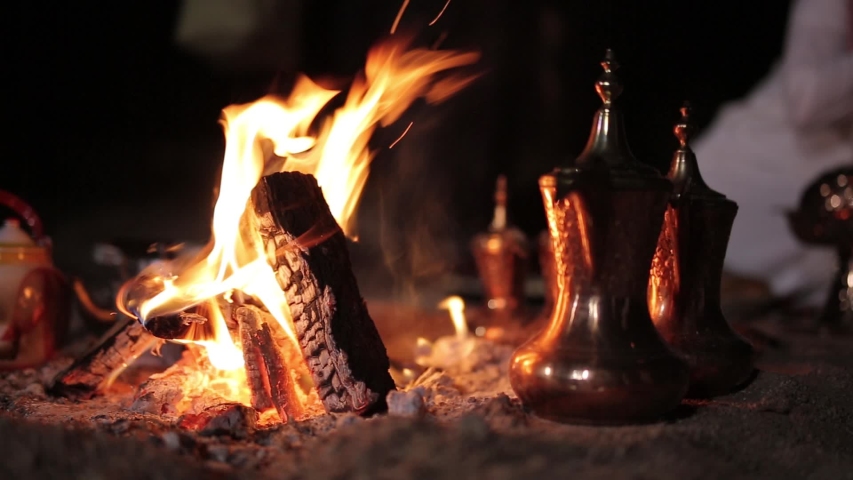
3 0 791 285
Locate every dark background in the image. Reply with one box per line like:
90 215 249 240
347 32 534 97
2 0 792 293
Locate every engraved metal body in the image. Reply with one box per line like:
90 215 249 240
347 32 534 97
536 229 557 324
509 51 689 424
648 103 755 398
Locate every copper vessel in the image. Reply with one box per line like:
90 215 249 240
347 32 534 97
787 166 853 332
471 175 529 318
509 50 690 424
648 103 755 398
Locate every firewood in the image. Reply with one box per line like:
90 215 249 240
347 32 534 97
234 305 307 422
131 368 190 417
50 318 159 399
236 308 274 412
177 403 258 438
257 321 306 422
130 346 239 418
120 275 213 340
251 171 396 415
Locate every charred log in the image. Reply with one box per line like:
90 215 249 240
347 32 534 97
234 305 308 422
251 171 396 415
50 317 158 399
140 311 208 340
130 346 242 418
119 275 211 340
131 368 190 417
236 308 274 412
177 403 257 439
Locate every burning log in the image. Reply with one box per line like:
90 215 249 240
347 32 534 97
236 308 274 412
177 403 258 438
131 365 190 417
131 346 249 420
119 275 213 341
50 318 159 399
252 171 396 415
233 304 308 422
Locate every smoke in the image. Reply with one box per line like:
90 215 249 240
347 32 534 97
350 76 499 306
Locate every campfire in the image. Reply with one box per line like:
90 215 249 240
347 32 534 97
49 37 480 427
4 14 853 475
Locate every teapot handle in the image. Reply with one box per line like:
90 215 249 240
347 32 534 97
0 189 45 243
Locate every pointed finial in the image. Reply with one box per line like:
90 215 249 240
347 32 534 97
674 101 696 148
491 175 508 230
667 101 725 199
601 48 620 72
495 175 507 208
595 49 623 106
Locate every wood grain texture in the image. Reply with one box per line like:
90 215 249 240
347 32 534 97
252 171 395 415
50 318 158 399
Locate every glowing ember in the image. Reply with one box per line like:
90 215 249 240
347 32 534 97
116 37 479 415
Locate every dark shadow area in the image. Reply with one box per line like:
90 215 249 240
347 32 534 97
2 0 792 293
663 403 699 423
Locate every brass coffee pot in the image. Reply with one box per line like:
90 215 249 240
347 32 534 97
648 103 755 398
509 50 689 424
471 175 529 316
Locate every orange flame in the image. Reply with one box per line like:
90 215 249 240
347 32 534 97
438 295 469 339
119 37 479 408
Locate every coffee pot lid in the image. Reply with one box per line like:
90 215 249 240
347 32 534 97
667 102 727 201
543 50 669 191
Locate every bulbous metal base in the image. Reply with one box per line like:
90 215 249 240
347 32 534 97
666 330 755 398
648 198 756 398
509 296 690 425
510 347 689 424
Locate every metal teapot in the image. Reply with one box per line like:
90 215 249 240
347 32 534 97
0 190 70 369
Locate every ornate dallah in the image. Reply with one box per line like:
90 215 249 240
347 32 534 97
648 102 755 398
509 50 689 424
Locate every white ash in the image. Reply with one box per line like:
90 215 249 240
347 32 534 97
161 431 181 451
400 337 516 419
386 387 426 418
416 338 513 392
0 361 66 400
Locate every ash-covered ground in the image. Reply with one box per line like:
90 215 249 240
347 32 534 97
1 318 852 480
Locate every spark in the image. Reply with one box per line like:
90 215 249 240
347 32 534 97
431 31 449 50
429 0 453 26
389 121 414 149
390 0 410 34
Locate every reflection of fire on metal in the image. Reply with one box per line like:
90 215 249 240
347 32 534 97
50 37 480 427
510 50 690 425
648 102 755 399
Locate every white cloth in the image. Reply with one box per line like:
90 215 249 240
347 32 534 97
694 0 853 302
